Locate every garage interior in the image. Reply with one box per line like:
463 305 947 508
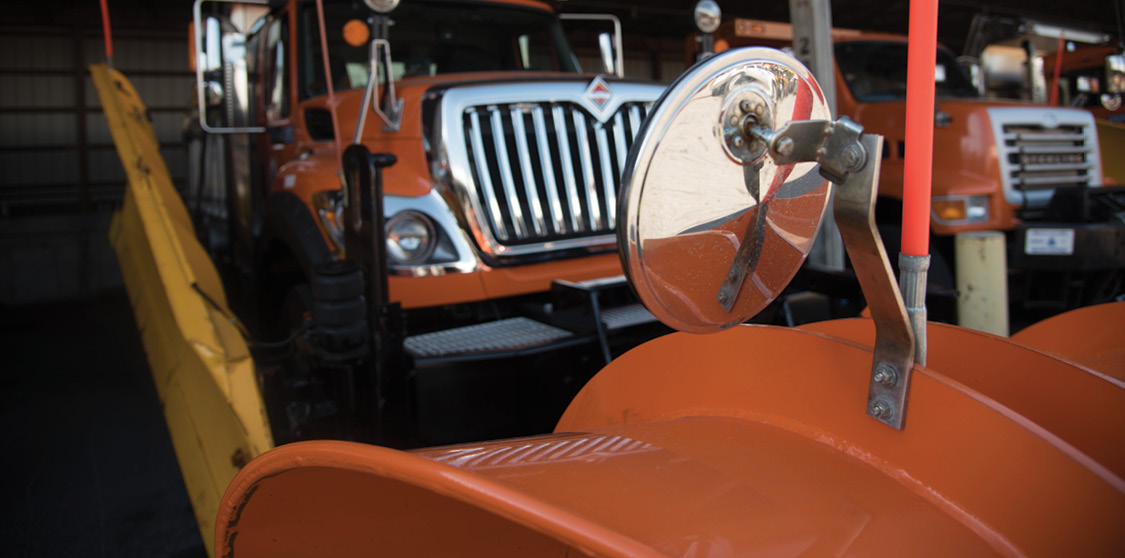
1 0 1120 556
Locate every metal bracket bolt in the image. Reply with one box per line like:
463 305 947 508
775 135 795 157
873 364 898 387
720 92 771 163
842 144 865 170
870 399 895 421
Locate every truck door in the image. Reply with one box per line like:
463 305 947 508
259 11 300 191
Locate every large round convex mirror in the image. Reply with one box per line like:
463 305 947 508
618 48 832 333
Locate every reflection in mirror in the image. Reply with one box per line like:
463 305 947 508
205 17 222 72
619 48 831 333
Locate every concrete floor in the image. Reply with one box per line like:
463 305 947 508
1 290 206 557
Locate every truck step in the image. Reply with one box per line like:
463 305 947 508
601 303 656 330
405 317 584 363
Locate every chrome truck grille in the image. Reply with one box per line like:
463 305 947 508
433 81 662 261
989 107 1103 210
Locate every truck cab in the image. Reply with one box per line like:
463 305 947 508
187 0 666 442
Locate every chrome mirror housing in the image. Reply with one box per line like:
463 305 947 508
618 48 832 333
619 47 919 430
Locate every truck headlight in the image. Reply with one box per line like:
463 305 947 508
932 195 989 224
313 190 346 252
386 211 435 264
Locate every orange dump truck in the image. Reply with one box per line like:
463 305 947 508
210 47 1125 557
704 18 1125 318
187 0 665 443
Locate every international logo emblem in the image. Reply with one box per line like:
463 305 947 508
584 76 613 114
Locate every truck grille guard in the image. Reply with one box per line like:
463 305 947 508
989 107 1103 212
432 81 662 263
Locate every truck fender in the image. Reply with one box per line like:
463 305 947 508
262 190 332 279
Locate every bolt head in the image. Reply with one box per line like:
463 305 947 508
739 99 752 113
874 364 898 387
775 136 795 157
730 135 745 149
870 400 894 420
842 144 865 169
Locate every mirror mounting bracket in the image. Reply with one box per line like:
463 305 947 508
746 118 916 429
832 134 915 430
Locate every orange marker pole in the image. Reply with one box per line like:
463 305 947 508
99 0 114 67
900 0 938 364
902 0 938 257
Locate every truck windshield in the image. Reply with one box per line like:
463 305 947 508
835 41 979 102
300 0 581 99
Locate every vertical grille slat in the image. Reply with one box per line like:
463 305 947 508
510 107 547 236
489 108 528 240
461 100 653 250
467 110 509 241
612 112 628 175
573 110 602 230
628 105 643 139
595 123 617 229
532 106 566 235
554 104 584 233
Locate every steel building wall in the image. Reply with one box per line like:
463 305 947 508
0 25 192 305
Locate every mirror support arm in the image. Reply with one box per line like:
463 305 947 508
832 135 916 430
749 119 917 429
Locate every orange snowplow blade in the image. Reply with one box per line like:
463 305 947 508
217 325 1125 556
91 63 274 554
1009 301 1125 380
801 316 1125 479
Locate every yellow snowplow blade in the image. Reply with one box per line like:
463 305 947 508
90 63 274 554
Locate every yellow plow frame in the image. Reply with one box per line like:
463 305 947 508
91 63 274 554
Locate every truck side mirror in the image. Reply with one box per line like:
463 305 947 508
1106 54 1125 94
597 33 617 77
192 0 269 134
559 14 624 78
957 55 986 96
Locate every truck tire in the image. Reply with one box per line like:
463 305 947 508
311 260 365 301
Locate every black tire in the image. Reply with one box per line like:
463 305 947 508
311 260 365 301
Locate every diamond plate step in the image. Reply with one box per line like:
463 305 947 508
601 303 656 330
405 317 582 363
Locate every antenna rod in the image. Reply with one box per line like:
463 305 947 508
901 0 938 365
